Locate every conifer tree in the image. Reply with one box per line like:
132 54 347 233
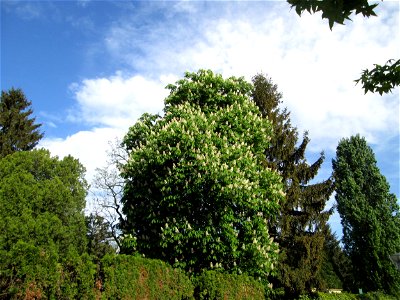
0 88 43 158
252 74 334 297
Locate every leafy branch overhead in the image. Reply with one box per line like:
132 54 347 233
356 59 400 95
288 0 399 95
288 0 378 29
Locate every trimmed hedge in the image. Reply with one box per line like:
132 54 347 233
317 292 398 300
317 292 358 300
359 292 399 300
0 245 96 299
194 270 265 300
99 255 266 300
100 254 194 299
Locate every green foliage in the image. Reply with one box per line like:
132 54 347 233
0 240 59 299
287 0 378 29
319 226 353 291
332 135 400 295
194 270 264 300
319 256 342 291
297 295 315 300
317 291 398 300
121 70 284 280
100 254 267 300
100 254 194 300
55 249 96 299
0 88 43 158
359 291 399 300
355 59 400 95
164 69 253 111
317 292 358 300
86 213 116 263
0 149 95 298
252 74 334 297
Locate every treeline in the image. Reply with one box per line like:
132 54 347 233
1 72 399 300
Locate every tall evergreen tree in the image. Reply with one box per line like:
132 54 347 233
0 88 43 158
252 74 334 297
333 135 400 295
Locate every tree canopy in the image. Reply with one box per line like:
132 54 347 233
356 59 400 95
287 0 378 29
121 70 284 282
252 74 334 296
0 88 43 158
0 149 94 298
333 135 400 295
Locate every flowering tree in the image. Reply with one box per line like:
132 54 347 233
121 70 284 281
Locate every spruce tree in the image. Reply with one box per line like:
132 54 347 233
252 74 334 297
0 88 43 158
333 135 400 295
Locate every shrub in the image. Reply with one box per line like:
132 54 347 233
359 291 399 300
317 292 358 300
194 270 264 300
100 254 194 299
317 291 399 300
0 150 94 299
0 243 96 299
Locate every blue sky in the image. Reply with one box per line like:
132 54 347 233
1 0 399 237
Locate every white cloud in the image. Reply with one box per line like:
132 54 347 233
39 127 124 182
41 72 177 188
68 73 171 129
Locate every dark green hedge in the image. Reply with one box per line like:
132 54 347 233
317 292 398 300
99 255 266 300
0 246 96 300
100 254 194 299
194 270 265 300
358 292 399 300
317 292 358 300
